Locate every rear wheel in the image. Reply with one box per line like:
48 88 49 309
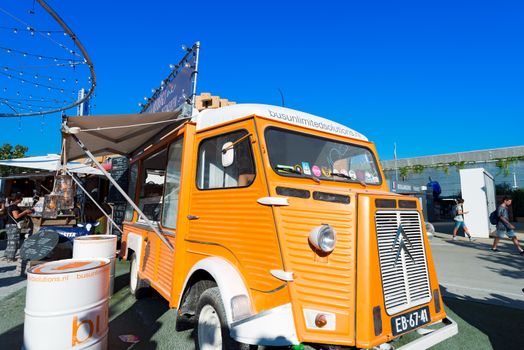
195 287 255 350
129 253 149 299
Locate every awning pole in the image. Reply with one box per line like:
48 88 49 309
66 170 124 235
67 133 174 251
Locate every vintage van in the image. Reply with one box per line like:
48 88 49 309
119 104 457 349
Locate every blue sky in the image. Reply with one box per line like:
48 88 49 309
1 0 523 161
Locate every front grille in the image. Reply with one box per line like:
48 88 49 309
375 211 432 315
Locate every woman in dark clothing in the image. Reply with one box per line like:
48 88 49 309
5 193 33 261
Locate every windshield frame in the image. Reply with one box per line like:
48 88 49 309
264 126 383 186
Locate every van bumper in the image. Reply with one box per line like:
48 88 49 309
229 303 299 346
395 317 458 350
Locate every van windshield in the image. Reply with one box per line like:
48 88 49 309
265 127 382 185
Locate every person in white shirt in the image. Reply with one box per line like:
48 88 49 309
452 198 475 241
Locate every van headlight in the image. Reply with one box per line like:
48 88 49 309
309 224 337 253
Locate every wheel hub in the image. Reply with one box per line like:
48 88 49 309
198 304 222 350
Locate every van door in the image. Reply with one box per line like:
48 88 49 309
186 118 286 310
136 135 184 300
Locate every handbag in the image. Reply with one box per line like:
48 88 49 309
7 210 30 230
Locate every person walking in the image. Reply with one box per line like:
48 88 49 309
452 198 475 241
492 196 524 255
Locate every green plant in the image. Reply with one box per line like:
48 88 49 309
399 166 410 179
0 143 30 176
412 165 424 174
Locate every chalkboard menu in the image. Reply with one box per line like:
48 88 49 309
20 230 59 261
107 156 129 204
5 225 20 260
111 203 126 237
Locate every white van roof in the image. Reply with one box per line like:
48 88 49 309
193 104 368 141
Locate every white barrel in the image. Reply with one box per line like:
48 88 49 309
24 258 110 350
73 235 117 295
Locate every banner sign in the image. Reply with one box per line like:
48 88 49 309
141 43 199 114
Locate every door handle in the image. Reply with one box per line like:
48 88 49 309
187 215 200 220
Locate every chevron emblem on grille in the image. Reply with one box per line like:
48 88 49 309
392 224 415 267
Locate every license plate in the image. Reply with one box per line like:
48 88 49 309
391 306 430 336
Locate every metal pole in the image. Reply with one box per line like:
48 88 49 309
66 170 123 235
191 41 201 108
67 133 174 251
394 142 399 184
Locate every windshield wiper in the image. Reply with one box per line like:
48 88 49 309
275 165 320 183
332 172 367 187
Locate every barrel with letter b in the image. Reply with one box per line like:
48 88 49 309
24 258 110 350
73 235 117 295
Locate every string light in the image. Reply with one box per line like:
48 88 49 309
0 2 95 117
0 46 84 62
0 26 64 34
0 6 82 58
0 71 75 93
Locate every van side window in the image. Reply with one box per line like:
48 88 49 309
197 130 255 189
124 162 138 221
138 148 167 221
162 137 184 228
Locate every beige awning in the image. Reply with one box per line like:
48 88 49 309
64 111 189 160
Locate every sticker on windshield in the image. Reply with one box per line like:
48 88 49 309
302 162 311 175
348 170 356 180
276 165 294 173
312 165 321 177
321 167 332 177
294 164 303 174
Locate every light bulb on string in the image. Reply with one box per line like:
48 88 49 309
13 28 18 34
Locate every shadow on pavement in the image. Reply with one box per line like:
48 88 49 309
442 286 524 350
0 275 25 288
108 291 167 350
442 238 524 280
0 324 23 349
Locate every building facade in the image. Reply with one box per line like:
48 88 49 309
381 146 524 197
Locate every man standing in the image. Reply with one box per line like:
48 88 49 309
452 198 475 241
492 196 524 255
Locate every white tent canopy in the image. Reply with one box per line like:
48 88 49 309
0 154 102 175
63 111 188 161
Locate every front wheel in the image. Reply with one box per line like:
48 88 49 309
129 253 149 299
195 287 255 350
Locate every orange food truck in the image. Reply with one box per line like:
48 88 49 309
64 104 457 349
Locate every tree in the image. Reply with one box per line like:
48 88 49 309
0 143 30 176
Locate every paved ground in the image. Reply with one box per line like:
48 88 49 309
430 222 524 310
0 240 27 300
0 222 523 349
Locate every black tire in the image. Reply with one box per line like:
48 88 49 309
129 252 150 299
195 287 255 350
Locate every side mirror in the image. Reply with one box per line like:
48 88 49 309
222 142 234 167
